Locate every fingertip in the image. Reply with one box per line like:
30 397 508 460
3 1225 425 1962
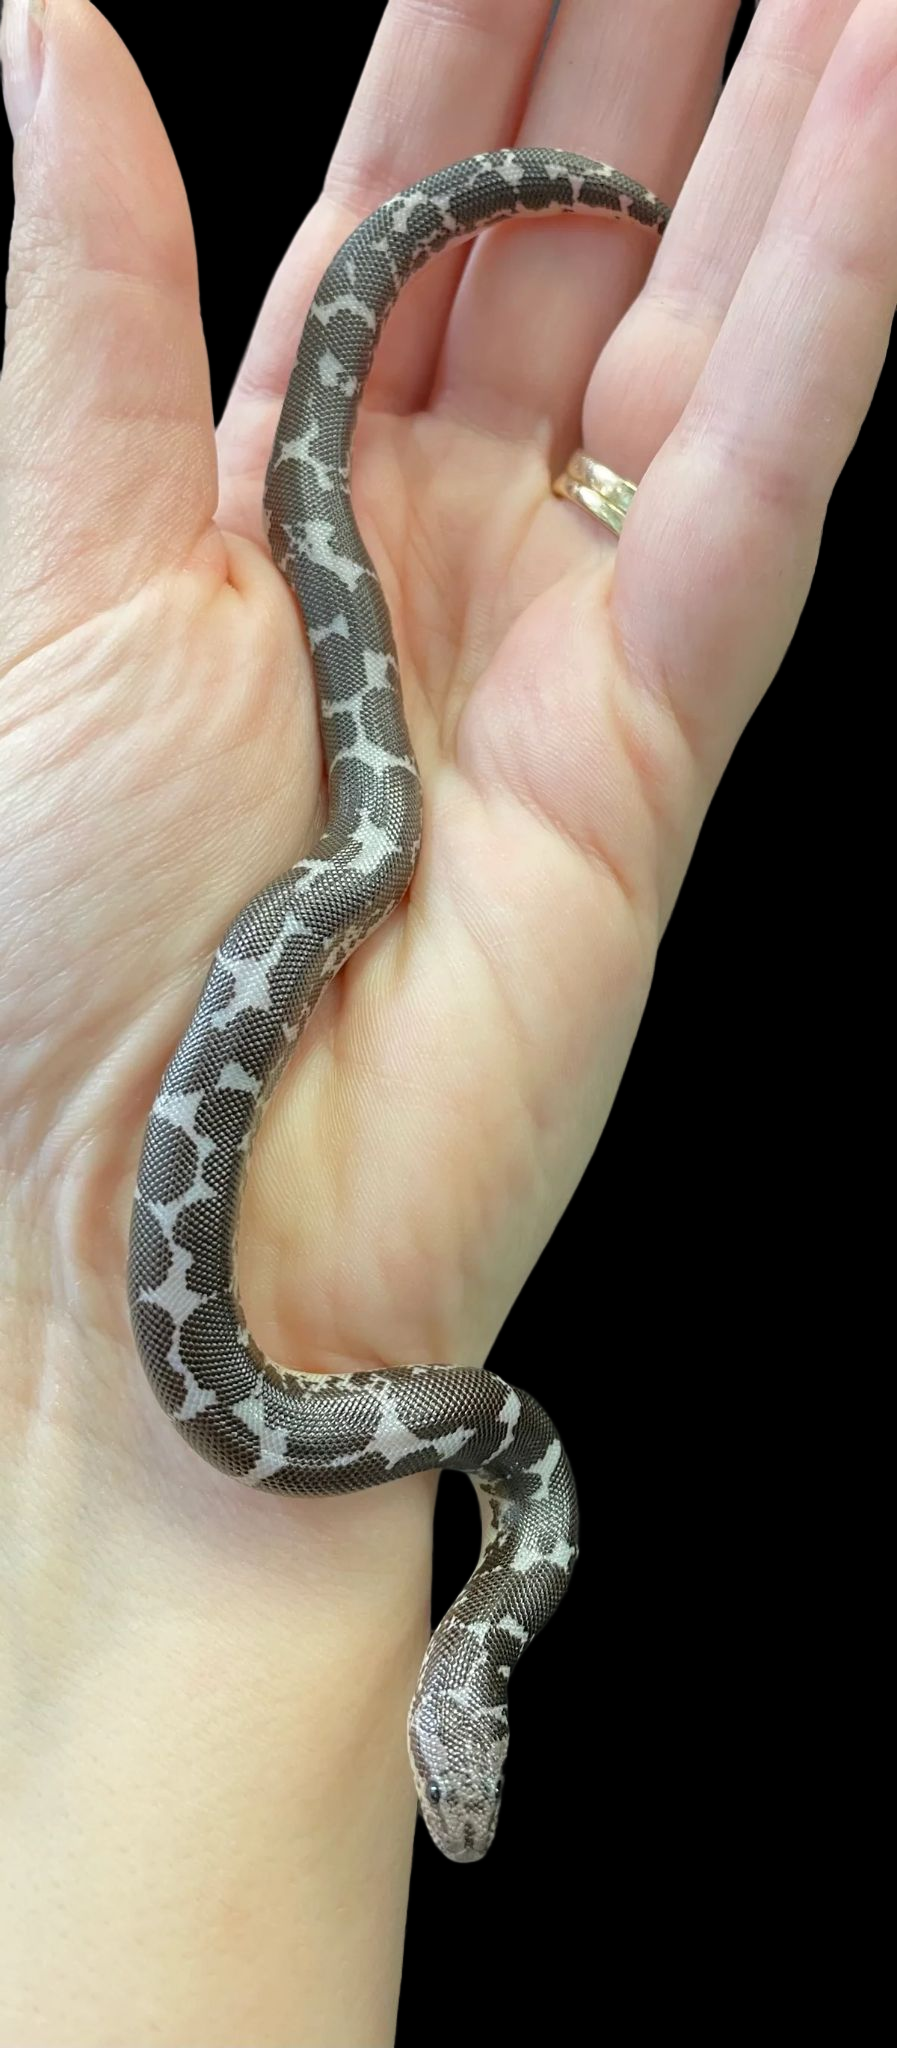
0 0 215 633
1 0 46 137
5 0 198 300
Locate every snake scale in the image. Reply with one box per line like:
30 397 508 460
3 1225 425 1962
128 150 669 1862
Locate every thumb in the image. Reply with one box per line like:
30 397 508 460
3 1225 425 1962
0 0 217 663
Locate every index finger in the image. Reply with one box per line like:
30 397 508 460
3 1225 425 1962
216 0 555 541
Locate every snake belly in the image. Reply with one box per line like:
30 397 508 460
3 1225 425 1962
128 149 669 1863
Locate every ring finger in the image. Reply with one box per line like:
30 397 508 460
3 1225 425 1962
586 0 860 480
432 0 739 463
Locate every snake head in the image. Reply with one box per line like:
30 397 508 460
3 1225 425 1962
407 1691 509 1863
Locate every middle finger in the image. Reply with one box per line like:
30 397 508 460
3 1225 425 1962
432 0 739 462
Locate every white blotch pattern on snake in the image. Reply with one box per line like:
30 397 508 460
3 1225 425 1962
128 150 669 1861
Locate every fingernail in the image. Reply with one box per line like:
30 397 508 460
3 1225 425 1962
1 0 46 137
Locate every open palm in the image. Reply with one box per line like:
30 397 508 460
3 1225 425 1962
1 0 893 1456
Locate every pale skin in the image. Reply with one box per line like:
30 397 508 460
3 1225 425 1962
0 0 892 2040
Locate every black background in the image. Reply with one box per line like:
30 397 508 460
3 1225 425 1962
1 2 886 2038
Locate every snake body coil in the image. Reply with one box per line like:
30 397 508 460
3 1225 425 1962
128 150 669 1861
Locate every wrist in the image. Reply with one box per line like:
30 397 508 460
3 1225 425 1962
1 1306 435 2045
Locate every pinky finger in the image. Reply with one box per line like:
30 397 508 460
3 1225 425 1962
613 0 896 769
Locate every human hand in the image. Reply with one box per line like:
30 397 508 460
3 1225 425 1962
4 0 891 1397
1 1 891 2041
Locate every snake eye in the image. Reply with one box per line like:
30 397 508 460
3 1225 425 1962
426 1781 441 1805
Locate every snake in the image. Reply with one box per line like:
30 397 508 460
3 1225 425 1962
127 150 670 1863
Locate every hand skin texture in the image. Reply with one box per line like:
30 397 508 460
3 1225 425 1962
0 0 892 2042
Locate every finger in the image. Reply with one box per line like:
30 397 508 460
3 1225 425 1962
0 0 217 673
585 0 860 480
433 0 738 461
613 0 897 765
215 0 555 542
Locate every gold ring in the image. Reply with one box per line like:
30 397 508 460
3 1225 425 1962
551 450 637 538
